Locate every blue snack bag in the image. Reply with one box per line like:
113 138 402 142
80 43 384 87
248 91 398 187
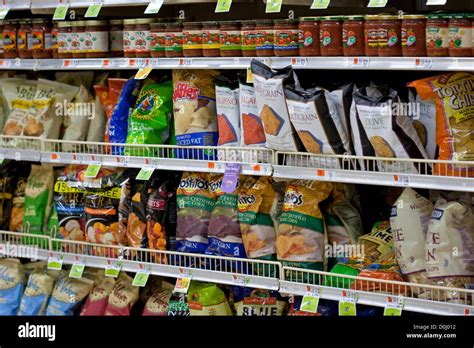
0 259 25 315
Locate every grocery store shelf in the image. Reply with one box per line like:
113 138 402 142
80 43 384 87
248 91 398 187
0 57 472 71
273 152 474 192
29 0 251 9
279 267 474 316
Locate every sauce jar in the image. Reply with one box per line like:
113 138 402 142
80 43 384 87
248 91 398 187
109 19 123 58
3 20 18 59
343 16 365 56
448 14 472 57
71 21 86 58
255 19 274 57
274 19 299 56
51 21 59 58
241 20 256 57
123 19 136 58
426 14 449 57
150 22 166 58
135 18 154 58
85 20 109 58
32 19 52 59
298 17 320 56
378 15 402 57
401 15 426 57
0 22 4 58
320 16 343 56
220 21 242 57
364 15 379 56
18 20 33 59
58 21 72 58
164 22 183 58
202 21 220 57
182 21 203 57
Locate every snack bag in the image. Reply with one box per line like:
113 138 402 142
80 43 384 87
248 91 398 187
2 80 37 136
62 84 94 144
105 272 139 316
239 74 266 146
327 82 355 154
17 269 55 316
352 221 394 266
126 183 149 249
408 89 437 159
0 161 25 231
232 287 286 316
187 281 232 316
87 92 108 143
216 75 240 146
80 277 116 316
0 258 25 315
9 172 29 232
142 281 174 316
408 72 474 176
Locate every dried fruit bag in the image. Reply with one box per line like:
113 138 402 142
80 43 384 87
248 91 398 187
408 72 474 176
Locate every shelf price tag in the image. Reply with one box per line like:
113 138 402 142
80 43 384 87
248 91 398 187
464 308 472 316
215 0 232 13
338 290 358 316
0 7 10 20
132 266 151 287
393 175 410 187
145 0 164 14
383 296 403 316
174 276 192 293
135 67 153 80
310 0 330 9
415 57 432 69
62 59 79 68
221 163 241 193
426 0 447 5
231 275 250 286
300 286 321 313
178 58 193 66
367 0 388 7
266 0 282 13
136 166 155 181
69 258 85 279
84 163 102 178
85 1 103 18
53 4 69 20
105 260 122 278
50 153 61 162
291 57 308 67
47 254 63 271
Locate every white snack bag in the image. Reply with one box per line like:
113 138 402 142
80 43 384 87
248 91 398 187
2 79 37 136
62 84 94 144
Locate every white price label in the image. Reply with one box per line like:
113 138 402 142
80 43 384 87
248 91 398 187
383 296 404 316
342 290 358 303
50 153 61 162
393 175 410 187
305 285 320 297
174 276 192 293
415 57 432 69
145 0 164 14
426 0 447 5
128 58 137 67
231 275 250 286
291 57 308 67
0 60 12 68
367 0 388 7
316 169 334 180
233 57 240 65
71 154 84 164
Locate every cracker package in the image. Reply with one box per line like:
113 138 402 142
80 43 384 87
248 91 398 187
142 281 174 316
0 258 25 315
350 83 428 173
285 86 351 155
187 281 232 316
276 181 333 271
17 269 55 316
251 60 300 151
87 92 108 143
80 277 116 316
232 287 286 316
2 79 37 136
408 72 474 176
216 75 240 146
239 75 266 147
105 272 139 316
327 83 355 154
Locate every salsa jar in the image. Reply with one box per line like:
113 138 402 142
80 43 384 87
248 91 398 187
343 16 365 56
255 19 274 57
150 22 166 58
378 15 402 56
165 22 183 58
123 19 136 58
0 22 4 58
3 20 18 59
58 21 72 58
18 20 33 59
85 20 109 58
426 14 449 57
51 21 59 58
448 14 472 57
109 19 123 57
241 20 256 57
202 21 220 57
182 21 203 57
32 19 52 59
298 17 320 56
135 18 154 58
401 15 426 57
320 16 343 56
71 21 86 58
220 21 242 57
364 15 379 56
274 19 299 56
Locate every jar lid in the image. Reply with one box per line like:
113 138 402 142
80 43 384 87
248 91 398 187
364 15 379 20
377 15 400 20
403 14 426 19
273 19 299 24
165 22 182 28
451 13 468 19
255 19 274 25
123 19 136 25
220 20 242 25
85 20 108 26
344 15 365 20
298 17 320 21
32 18 47 24
202 20 219 26
240 20 256 25
58 21 72 28
19 20 30 25
136 18 155 24
109 19 123 25
72 21 86 27
150 22 166 28
183 21 203 27
321 16 343 21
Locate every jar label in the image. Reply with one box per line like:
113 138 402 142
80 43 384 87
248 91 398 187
27 32 33 50
202 29 220 49
52 29 59 49
449 26 471 49
135 30 152 53
165 31 183 52
31 30 44 50
255 30 274 50
71 32 87 53
275 29 298 50
150 32 165 52
299 29 314 48
378 28 399 48
242 30 256 50
124 30 136 52
110 30 123 52
320 29 332 47
58 32 70 53
85 31 108 53
426 26 449 49
366 28 378 47
44 33 52 50
18 30 28 50
401 28 417 47
3 30 16 51
220 30 241 50
343 29 357 47
183 29 202 50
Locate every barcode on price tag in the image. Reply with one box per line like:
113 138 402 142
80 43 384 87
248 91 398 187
174 276 192 293
62 59 79 68
415 58 432 69
179 58 193 66
353 57 370 67
291 57 308 67
383 296 404 316
393 175 410 186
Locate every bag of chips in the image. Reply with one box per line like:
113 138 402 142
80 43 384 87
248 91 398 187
187 281 232 316
239 74 266 147
9 165 30 232
17 269 55 316
232 287 286 316
216 75 240 146
2 79 37 136
142 281 174 316
126 182 150 249
0 258 25 315
105 272 139 316
80 277 116 316
0 161 23 230
352 221 395 266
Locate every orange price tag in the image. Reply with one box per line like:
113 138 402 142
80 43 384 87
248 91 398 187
208 162 215 169
253 164 261 172
317 169 325 177
129 59 136 66
51 153 58 161
63 60 71 67
102 59 110 67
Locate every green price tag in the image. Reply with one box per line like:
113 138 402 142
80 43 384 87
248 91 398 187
84 163 101 178
145 0 164 14
384 307 402 316
105 260 122 278
310 0 330 9
47 255 63 271
367 0 388 7
0 7 10 20
338 300 357 316
384 296 403 316
69 263 85 279
266 0 282 13
53 5 69 20
300 294 320 313
215 0 232 13
136 166 155 181
85 3 103 18
132 270 150 287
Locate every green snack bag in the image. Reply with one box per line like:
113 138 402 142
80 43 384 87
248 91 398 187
187 281 232 316
325 263 360 289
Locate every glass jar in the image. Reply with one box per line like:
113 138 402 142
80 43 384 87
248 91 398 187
18 20 33 59
320 16 343 56
364 15 379 56
32 19 52 59
85 20 109 58
220 21 242 57
202 21 220 57
58 21 72 58
426 14 449 57
150 22 166 58
343 16 365 56
0 22 4 58
51 21 59 58
401 15 426 57
71 21 86 58
378 15 402 56
298 17 320 56
164 22 183 58
3 20 18 59
182 21 203 57
135 18 154 58
255 19 274 57
123 19 136 58
109 19 123 57
448 14 472 57
241 20 256 57
274 19 299 56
